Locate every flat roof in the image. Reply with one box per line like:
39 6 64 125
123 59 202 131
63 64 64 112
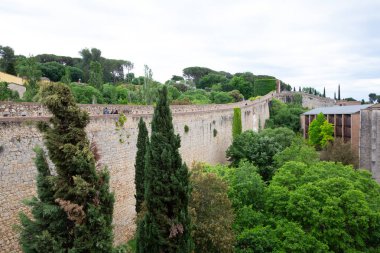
303 104 372 115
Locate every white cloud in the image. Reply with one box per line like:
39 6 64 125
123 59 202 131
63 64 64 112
1 0 379 100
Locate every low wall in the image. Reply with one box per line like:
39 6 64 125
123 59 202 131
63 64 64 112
0 97 270 252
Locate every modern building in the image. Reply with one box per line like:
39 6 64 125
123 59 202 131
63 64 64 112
301 104 372 152
360 104 380 181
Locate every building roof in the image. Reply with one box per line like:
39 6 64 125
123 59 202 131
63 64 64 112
303 104 372 115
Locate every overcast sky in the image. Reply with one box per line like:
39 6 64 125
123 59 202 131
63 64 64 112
1 0 379 100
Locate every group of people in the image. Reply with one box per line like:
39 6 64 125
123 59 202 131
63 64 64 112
103 107 119 115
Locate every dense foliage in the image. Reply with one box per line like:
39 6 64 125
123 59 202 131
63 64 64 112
308 113 334 149
190 164 235 253
265 99 306 132
19 83 115 252
1 45 299 105
136 87 192 252
212 135 380 252
134 118 148 214
226 128 295 181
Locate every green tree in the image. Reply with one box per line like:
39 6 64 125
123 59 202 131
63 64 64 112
39 61 65 82
189 164 235 253
136 86 192 253
0 82 20 101
338 84 341 100
265 99 306 132
135 118 148 214
60 67 71 84
260 127 295 150
369 93 377 103
274 137 319 168
16 56 42 101
0 45 17 75
199 73 228 89
70 83 104 104
142 65 156 104
308 113 334 149
19 147 68 252
319 120 334 148
89 61 103 89
266 161 380 252
226 130 282 181
211 91 234 104
308 113 325 149
232 108 242 139
19 83 115 252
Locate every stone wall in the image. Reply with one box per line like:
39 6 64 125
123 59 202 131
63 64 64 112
275 91 335 109
360 105 380 182
0 96 270 252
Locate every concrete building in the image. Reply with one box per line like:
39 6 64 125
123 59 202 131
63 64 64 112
301 105 372 152
360 104 380 181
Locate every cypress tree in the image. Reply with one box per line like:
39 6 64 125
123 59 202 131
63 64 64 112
136 86 192 253
135 117 148 214
19 147 68 252
334 92 337 100
323 87 326 97
338 84 341 100
19 83 114 252
299 87 301 92
232 108 242 139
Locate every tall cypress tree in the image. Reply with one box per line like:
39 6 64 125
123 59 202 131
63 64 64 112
136 86 192 253
135 117 148 214
323 87 326 97
232 108 242 139
19 83 114 252
338 84 341 100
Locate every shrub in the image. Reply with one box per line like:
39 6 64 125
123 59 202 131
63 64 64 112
184 125 189 133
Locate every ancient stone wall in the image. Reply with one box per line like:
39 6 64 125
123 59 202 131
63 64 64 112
0 96 271 252
275 91 335 109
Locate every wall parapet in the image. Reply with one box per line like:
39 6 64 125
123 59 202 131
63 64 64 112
0 93 274 119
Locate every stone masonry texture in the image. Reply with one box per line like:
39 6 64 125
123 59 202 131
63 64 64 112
0 94 272 252
0 91 332 252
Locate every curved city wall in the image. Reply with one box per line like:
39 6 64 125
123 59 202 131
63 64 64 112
0 96 271 252
0 91 335 252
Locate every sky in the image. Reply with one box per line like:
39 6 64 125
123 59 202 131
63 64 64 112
1 0 380 100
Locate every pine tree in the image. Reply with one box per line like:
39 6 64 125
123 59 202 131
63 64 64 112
136 86 192 253
135 117 148 214
19 83 114 252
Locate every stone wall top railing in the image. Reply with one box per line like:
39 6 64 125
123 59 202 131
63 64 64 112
0 92 273 119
